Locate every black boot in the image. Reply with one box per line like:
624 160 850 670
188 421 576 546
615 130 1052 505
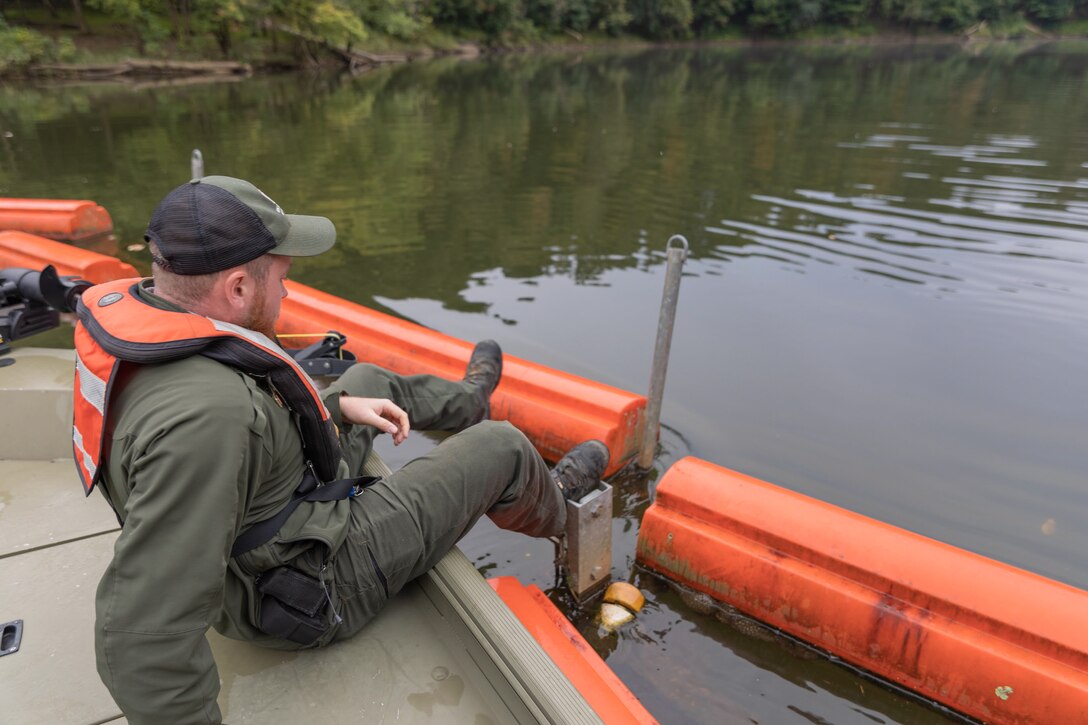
463 339 503 423
552 440 609 503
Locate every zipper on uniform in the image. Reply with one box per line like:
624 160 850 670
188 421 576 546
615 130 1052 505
320 563 342 626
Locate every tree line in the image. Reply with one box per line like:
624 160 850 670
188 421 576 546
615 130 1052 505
1 0 1087 67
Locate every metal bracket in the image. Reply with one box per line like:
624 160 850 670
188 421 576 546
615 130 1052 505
1 620 23 657
563 482 612 603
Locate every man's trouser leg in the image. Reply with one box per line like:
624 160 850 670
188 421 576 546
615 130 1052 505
329 420 566 640
323 363 486 474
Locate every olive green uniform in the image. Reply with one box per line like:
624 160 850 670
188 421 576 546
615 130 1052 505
94 284 565 724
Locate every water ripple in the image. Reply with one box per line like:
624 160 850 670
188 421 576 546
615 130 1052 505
711 161 1088 321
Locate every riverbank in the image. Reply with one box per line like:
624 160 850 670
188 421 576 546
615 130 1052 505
3 3 1088 81
6 28 1088 83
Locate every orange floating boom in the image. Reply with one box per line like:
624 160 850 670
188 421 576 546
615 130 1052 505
637 456 1088 724
278 281 646 474
489 577 658 724
0 229 647 474
0 231 137 284
0 199 114 242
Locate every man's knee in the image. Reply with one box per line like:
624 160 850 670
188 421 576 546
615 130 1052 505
463 420 533 455
342 363 388 386
331 363 393 398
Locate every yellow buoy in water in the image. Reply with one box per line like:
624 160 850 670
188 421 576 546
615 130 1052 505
598 582 645 631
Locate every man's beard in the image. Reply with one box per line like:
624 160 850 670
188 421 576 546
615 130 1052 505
242 286 278 341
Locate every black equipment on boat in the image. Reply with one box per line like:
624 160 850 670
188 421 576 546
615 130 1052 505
0 265 91 366
283 331 357 378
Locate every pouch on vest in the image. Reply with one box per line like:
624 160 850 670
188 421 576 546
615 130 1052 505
256 566 331 646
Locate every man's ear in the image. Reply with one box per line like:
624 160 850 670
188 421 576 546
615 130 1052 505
221 268 252 313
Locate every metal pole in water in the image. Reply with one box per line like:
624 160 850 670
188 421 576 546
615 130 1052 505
638 235 689 469
191 149 204 179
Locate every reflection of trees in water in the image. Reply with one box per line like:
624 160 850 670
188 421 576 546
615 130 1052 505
0 43 1086 309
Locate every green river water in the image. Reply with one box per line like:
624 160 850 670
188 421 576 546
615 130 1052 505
3 41 1088 723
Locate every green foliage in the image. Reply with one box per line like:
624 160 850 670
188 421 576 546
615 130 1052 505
346 0 427 39
477 0 526 39
692 0 736 35
823 0 871 25
525 0 564 32
419 0 517 38
523 0 605 33
4 0 1088 70
745 0 826 33
0 15 75 70
1022 0 1075 22
424 0 531 40
0 25 51 69
972 0 1015 21
312 0 369 45
564 0 594 32
630 0 695 38
85 0 171 51
879 0 979 29
593 0 634 34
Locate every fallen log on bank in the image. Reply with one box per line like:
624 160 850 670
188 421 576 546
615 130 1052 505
27 59 252 79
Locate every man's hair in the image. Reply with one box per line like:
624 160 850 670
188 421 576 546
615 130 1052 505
149 242 273 308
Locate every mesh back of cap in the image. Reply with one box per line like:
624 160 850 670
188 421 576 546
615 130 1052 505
146 183 276 275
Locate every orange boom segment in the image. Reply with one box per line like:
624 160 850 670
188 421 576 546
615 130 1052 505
279 281 646 474
636 456 1088 724
0 231 137 283
0 199 114 241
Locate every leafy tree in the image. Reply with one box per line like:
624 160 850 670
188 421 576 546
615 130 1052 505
630 0 694 38
563 0 594 31
524 0 603 33
692 0 736 35
879 0 979 29
347 0 427 39
1021 0 1075 22
312 0 368 45
593 0 634 34
745 0 829 33
84 0 171 52
0 11 76 69
188 0 248 57
969 0 1012 21
823 0 870 25
526 0 564 32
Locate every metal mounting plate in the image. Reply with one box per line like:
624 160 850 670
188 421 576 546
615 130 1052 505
564 483 613 602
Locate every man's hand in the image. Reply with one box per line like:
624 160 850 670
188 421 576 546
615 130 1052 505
339 396 410 445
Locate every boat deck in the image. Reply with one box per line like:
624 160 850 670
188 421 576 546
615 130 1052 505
0 348 614 724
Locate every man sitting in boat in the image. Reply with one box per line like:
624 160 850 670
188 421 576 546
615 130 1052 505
71 175 609 724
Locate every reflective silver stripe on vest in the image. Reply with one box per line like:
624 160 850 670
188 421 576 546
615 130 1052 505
209 318 324 393
209 318 282 355
75 350 107 415
72 424 97 479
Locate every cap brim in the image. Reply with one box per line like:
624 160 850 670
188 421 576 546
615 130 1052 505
273 213 336 257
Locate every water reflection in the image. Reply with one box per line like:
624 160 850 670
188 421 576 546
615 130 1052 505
708 117 1088 322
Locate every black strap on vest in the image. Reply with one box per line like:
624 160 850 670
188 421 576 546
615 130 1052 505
231 470 380 558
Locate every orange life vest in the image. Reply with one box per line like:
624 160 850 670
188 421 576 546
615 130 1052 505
72 278 342 495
